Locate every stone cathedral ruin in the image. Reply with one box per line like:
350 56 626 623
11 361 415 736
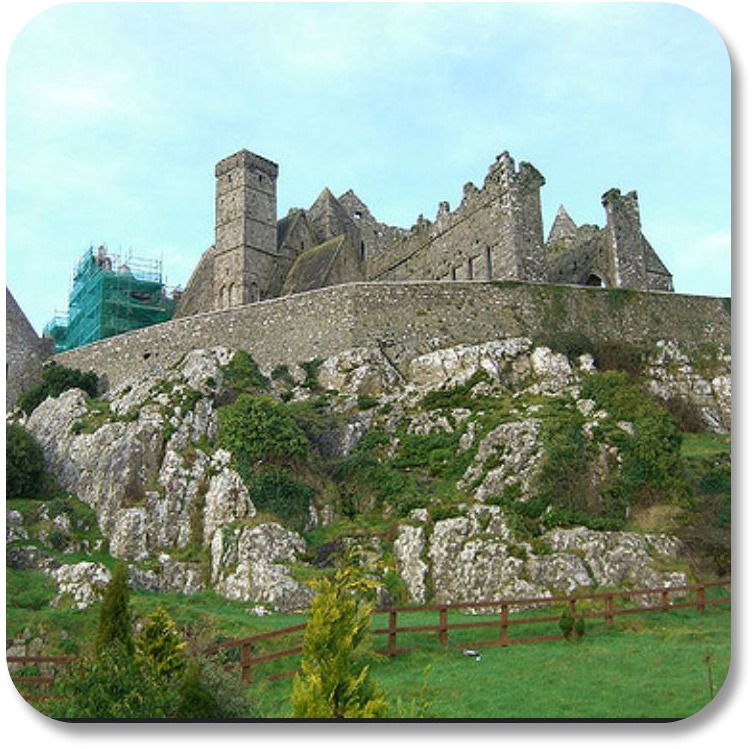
8 147 711 410
174 149 673 320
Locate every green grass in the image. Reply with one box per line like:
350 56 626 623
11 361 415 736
681 432 731 459
248 603 731 720
8 561 730 720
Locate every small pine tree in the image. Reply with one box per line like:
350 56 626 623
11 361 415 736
291 564 389 719
175 661 221 719
558 608 574 639
96 562 134 657
135 606 187 678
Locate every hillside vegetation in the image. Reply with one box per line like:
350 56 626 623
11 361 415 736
6 334 731 717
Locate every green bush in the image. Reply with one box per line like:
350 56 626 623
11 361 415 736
96 562 134 657
221 350 270 395
47 641 176 719
677 450 731 576
135 606 187 678
533 331 595 363
580 371 685 509
217 394 309 471
291 565 389 718
175 655 257 719
246 468 315 532
18 362 99 415
47 641 255 719
6 423 46 499
591 341 647 376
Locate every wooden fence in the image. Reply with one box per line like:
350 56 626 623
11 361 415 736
202 579 729 683
7 580 730 695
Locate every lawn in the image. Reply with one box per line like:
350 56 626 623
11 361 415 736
247 603 731 720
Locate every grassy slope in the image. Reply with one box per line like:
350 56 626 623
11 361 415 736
249 604 731 720
6 426 732 719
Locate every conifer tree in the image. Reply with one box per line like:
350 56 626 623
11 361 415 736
135 606 187 677
291 562 388 719
96 562 134 657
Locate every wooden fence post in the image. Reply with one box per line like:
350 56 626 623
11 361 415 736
388 609 398 656
241 643 252 684
605 594 614 627
696 585 706 614
439 607 449 647
499 603 509 646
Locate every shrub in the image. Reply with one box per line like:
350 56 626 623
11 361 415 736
217 394 309 471
533 331 595 363
246 468 315 532
18 362 99 415
590 341 647 376
580 372 685 509
301 358 324 392
175 655 257 719
135 606 187 678
47 641 175 719
6 423 46 498
558 608 586 640
291 564 389 719
221 349 270 394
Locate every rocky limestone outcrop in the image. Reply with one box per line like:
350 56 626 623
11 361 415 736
20 349 301 610
11 337 727 615
49 562 112 610
394 505 687 606
459 418 543 501
643 340 731 432
210 522 313 611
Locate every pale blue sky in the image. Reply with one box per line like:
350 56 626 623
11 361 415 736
5 2 732 334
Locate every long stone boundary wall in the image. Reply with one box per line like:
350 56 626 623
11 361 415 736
55 281 731 391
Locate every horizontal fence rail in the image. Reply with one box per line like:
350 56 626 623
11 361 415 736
7 580 730 693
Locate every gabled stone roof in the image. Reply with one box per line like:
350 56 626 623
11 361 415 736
547 204 578 244
281 235 347 294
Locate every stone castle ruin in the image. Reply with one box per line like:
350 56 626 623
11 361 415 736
173 149 673 318
8 147 717 410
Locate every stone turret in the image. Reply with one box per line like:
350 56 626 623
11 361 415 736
601 188 647 289
214 150 280 307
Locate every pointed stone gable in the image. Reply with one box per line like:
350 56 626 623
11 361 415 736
306 188 358 246
547 204 579 244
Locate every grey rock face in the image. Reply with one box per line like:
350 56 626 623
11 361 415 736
644 340 731 432
318 347 401 397
210 522 313 612
394 505 687 607
6 510 28 543
49 562 112 610
459 418 543 501
544 527 686 590
128 554 204 595
394 524 428 603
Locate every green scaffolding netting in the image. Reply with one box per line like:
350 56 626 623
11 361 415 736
43 246 177 352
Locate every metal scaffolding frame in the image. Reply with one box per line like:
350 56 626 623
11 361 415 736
44 245 177 352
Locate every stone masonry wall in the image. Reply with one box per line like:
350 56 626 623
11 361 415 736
366 153 546 285
53 281 731 392
6 289 55 410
